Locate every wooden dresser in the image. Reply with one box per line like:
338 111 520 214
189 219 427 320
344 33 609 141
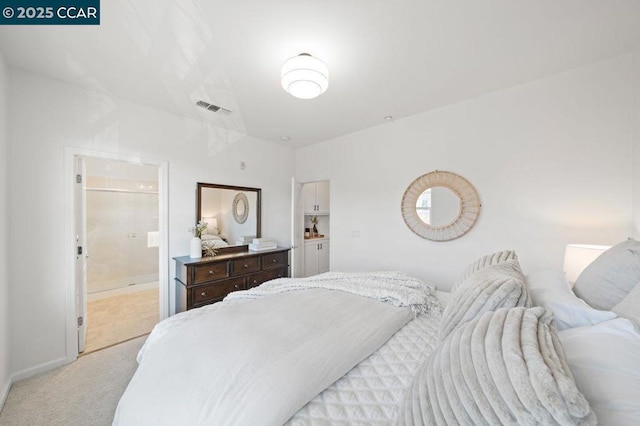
174 247 290 311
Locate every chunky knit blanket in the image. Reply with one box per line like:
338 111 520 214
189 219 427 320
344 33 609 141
225 271 443 316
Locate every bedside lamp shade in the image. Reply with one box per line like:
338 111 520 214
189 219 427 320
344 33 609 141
563 244 610 284
202 217 218 234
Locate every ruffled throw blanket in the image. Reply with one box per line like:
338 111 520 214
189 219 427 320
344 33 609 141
226 271 443 316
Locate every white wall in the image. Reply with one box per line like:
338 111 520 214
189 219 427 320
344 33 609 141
297 55 634 290
6 49 639 383
7 70 295 376
633 46 640 239
0 51 10 407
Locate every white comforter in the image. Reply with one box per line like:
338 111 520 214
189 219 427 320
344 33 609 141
113 286 416 425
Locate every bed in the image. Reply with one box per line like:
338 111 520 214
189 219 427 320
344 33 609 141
201 234 229 249
114 242 640 425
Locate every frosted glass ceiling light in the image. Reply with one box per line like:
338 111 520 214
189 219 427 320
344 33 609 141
281 53 329 99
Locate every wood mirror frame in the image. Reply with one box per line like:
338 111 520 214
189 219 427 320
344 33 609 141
197 183 261 246
401 171 481 241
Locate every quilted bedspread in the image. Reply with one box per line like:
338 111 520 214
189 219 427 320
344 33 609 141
286 292 446 425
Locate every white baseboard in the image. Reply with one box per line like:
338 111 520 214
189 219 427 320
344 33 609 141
87 281 158 301
10 356 68 383
88 273 159 294
0 356 71 411
0 377 11 412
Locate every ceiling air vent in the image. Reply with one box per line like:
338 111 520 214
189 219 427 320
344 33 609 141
196 100 231 113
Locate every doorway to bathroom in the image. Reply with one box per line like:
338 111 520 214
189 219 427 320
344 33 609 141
78 156 160 354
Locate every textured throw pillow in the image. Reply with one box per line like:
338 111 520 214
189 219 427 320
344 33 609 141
573 239 640 310
559 318 640 425
439 259 531 340
452 250 517 290
526 270 616 330
397 307 596 426
611 282 640 331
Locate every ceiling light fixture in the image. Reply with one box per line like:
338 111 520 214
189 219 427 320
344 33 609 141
281 53 329 100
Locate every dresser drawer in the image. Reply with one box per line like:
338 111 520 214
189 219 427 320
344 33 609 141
192 262 229 284
175 248 291 312
247 268 287 289
262 251 288 270
193 277 245 305
230 256 260 276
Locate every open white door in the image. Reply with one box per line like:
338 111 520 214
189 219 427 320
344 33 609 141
291 177 304 278
75 157 87 353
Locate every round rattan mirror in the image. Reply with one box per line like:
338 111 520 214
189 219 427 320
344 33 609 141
401 171 480 241
232 192 249 224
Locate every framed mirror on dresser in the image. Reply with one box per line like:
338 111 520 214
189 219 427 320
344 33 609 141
174 183 290 312
197 182 261 246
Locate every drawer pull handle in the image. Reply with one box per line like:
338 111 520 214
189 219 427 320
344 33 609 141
234 284 240 289
272 259 277 263
243 264 248 268
253 280 258 284
201 292 206 297
208 270 215 274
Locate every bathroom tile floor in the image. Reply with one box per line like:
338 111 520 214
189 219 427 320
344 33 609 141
83 288 159 354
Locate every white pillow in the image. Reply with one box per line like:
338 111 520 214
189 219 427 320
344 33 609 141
559 318 640 425
612 282 640 331
573 239 640 310
525 270 616 331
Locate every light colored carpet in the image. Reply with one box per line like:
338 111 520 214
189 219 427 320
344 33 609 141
0 336 146 426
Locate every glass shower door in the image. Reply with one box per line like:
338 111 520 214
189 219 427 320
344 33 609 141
86 188 158 295
131 191 159 287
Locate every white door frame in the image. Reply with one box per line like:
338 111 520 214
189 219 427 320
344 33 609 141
64 146 170 363
294 179 331 278
290 177 304 278
75 157 87 353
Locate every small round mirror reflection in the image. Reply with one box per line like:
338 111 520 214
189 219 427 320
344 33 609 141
416 186 461 227
232 192 250 224
236 200 246 216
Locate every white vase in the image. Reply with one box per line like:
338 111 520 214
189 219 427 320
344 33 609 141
189 237 202 259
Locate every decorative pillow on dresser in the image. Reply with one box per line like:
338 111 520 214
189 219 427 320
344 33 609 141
573 239 640 310
397 307 596 425
452 250 517 291
439 258 531 340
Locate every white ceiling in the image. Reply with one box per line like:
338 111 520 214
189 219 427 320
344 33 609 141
1 0 639 148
